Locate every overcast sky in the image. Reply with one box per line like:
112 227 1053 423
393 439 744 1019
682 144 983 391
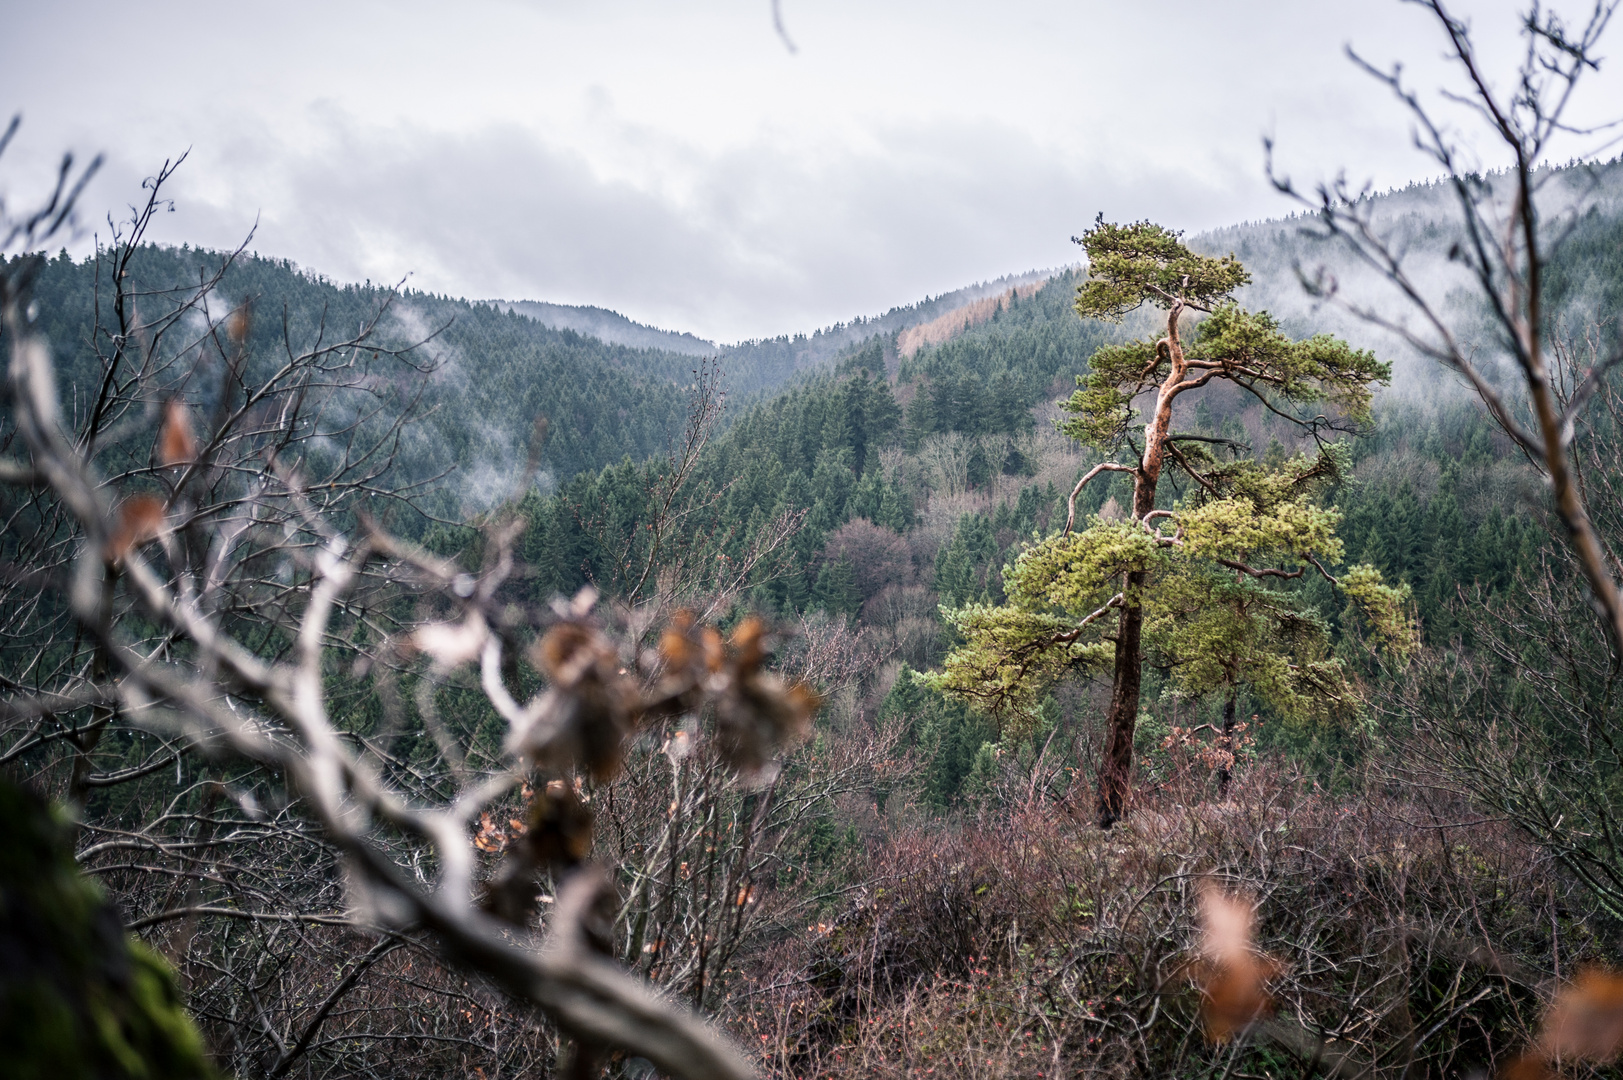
4 1 1619 343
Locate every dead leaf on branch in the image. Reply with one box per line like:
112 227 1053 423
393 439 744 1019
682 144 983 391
712 617 820 782
491 607 825 926
1541 968 1623 1061
642 609 714 721
158 399 198 467
473 811 506 854
482 779 595 925
510 610 821 785
1187 883 1280 1043
225 302 251 345
108 494 167 561
1502 967 1623 1078
514 619 641 782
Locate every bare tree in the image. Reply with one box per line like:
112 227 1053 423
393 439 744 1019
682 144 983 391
1382 327 1623 920
1265 8 1623 1070
0 133 846 1079
1271 0 1623 647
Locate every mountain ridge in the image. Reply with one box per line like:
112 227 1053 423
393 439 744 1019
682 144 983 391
493 299 718 356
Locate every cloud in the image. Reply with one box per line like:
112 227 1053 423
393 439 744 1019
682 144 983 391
116 109 1263 343
10 0 1621 344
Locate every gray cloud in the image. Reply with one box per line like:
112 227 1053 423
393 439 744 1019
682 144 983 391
6 0 1620 343
119 111 1266 343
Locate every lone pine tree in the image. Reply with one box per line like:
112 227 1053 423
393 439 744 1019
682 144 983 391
927 219 1410 827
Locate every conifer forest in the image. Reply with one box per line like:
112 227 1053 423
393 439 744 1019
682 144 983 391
9 2 1623 1078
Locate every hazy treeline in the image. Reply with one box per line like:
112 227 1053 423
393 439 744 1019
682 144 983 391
23 244 701 513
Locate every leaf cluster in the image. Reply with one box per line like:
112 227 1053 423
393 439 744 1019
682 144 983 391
1146 569 1352 723
931 449 1414 725
1187 305 1388 423
1005 521 1163 612
1073 218 1249 320
1060 304 1390 453
922 603 1111 724
1175 453 1348 566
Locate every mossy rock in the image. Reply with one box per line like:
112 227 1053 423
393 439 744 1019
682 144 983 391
0 777 216 1079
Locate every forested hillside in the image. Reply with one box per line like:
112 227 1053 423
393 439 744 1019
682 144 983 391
497 298 720 355
9 118 1623 1078
1200 156 1623 386
25 245 1059 518
504 242 1552 801
24 244 703 510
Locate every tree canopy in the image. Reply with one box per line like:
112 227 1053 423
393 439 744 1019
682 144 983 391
928 219 1407 825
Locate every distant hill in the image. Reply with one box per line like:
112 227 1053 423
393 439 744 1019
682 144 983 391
1192 156 1623 391
696 269 1056 399
23 247 712 515
897 282 1046 358
34 160 1617 518
490 158 1623 401
496 299 717 356
491 270 1056 401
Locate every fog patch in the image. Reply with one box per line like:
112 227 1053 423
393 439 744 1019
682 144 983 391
1192 158 1623 410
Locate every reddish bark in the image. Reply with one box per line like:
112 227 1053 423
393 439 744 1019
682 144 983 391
1094 302 1185 828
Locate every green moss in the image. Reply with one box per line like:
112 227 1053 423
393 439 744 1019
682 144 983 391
0 777 216 1079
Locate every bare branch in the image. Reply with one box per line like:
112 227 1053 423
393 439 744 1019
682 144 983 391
1065 462 1136 536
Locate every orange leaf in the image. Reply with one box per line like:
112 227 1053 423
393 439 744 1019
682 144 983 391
728 616 766 672
158 400 198 467
226 304 251 345
1499 1053 1553 1080
109 495 166 560
701 626 726 673
1539 967 1623 1063
1194 885 1279 1042
472 811 504 853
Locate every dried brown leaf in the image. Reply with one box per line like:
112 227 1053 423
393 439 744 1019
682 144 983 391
226 304 251 345
481 780 595 925
1193 885 1278 1043
1539 967 1623 1063
473 811 506 853
715 672 819 781
521 621 639 781
108 494 167 561
158 399 198 467
658 609 700 669
1498 1053 1553 1080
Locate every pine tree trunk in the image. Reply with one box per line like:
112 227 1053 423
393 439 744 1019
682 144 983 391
1215 689 1237 796
1093 304 1183 829
1094 569 1145 828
